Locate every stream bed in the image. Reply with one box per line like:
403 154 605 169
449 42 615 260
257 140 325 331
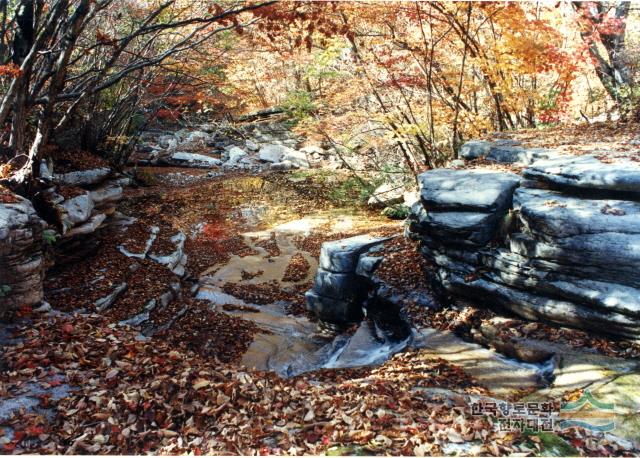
194 212 555 395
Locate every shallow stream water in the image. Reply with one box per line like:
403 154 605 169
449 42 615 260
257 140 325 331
195 210 554 391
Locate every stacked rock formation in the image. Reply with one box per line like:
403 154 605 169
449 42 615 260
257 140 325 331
0 194 47 318
38 161 128 240
306 235 389 324
407 150 640 339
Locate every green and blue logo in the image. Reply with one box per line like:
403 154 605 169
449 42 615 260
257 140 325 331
559 390 616 432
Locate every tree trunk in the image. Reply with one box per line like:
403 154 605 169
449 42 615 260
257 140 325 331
9 0 34 156
572 1 631 111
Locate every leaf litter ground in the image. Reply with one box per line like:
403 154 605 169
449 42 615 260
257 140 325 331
1 166 638 455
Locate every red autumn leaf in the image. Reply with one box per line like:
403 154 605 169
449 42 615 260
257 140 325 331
26 426 45 437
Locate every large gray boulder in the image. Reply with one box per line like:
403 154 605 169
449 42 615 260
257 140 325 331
419 169 521 212
259 144 292 163
407 155 640 339
226 146 247 165
282 150 310 169
459 140 492 160
523 155 640 194
0 195 47 318
367 183 405 208
60 193 94 228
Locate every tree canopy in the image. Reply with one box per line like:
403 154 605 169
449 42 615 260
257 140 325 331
0 0 637 185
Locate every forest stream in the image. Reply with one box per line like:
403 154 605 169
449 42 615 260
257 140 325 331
2 144 640 455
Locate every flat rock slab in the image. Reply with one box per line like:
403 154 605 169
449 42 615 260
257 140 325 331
442 269 640 339
515 188 640 240
524 155 640 194
89 183 123 206
419 169 521 212
415 327 543 399
459 140 558 165
410 205 500 246
64 213 107 238
479 249 640 318
318 235 391 273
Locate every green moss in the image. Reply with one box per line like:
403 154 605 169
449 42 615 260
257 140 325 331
281 90 316 121
522 431 579 457
42 229 59 246
381 204 410 220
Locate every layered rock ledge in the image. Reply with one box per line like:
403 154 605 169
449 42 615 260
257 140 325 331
0 195 47 318
407 154 640 339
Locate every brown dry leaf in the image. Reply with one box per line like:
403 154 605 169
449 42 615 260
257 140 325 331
193 378 210 390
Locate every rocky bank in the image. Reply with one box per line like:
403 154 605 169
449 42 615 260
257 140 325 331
406 140 640 339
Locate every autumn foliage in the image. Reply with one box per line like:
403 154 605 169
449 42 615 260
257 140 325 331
0 0 637 184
